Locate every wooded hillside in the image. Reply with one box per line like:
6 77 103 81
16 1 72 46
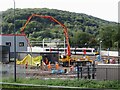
1 8 118 49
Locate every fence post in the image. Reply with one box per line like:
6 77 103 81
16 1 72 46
77 65 80 79
87 65 91 79
92 61 95 79
106 68 108 80
80 66 82 78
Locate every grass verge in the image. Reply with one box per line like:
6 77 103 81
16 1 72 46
1 77 120 89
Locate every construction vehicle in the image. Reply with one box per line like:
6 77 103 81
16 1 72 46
20 14 72 66
20 14 93 67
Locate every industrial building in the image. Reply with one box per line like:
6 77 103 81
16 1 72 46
0 34 59 63
0 45 10 63
0 34 28 52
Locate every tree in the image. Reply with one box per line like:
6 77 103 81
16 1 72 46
99 25 118 49
70 31 96 47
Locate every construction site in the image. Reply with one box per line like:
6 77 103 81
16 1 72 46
0 14 119 81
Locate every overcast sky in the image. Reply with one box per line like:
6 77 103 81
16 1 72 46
0 0 119 22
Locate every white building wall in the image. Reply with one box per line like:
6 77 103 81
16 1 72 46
101 50 118 57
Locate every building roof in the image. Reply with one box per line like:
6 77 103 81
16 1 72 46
0 34 26 36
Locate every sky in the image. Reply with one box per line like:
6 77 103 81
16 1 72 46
0 0 119 22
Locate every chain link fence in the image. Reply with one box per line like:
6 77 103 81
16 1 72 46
1 58 96 80
1 52 119 81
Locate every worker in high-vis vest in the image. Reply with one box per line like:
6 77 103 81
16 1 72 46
47 62 51 71
55 62 59 70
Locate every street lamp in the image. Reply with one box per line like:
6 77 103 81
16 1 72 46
107 48 110 63
13 0 16 82
64 37 66 54
84 43 87 48
100 41 102 61
43 39 44 51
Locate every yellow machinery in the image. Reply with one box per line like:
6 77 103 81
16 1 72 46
59 55 93 67
20 14 94 67
59 55 71 66
16 54 42 66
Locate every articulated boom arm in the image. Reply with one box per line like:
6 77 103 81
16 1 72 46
20 14 71 56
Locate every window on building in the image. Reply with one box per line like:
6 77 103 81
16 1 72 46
19 42 24 47
6 42 11 46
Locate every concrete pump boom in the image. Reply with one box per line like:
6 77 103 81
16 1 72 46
20 14 71 56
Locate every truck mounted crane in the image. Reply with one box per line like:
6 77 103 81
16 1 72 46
20 14 71 66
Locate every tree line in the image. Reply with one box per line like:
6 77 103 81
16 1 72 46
1 8 119 50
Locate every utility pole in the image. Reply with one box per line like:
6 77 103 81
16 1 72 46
118 2 120 64
0 12 2 34
13 0 16 82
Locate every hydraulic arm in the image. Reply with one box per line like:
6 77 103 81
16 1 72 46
20 14 71 56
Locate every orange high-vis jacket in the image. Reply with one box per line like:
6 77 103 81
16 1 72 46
55 63 59 70
48 63 51 69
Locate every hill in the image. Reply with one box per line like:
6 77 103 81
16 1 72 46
1 8 118 48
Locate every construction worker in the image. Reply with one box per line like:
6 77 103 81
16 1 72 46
70 65 74 72
42 58 49 70
25 61 28 69
44 58 49 65
47 62 51 71
55 62 59 70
